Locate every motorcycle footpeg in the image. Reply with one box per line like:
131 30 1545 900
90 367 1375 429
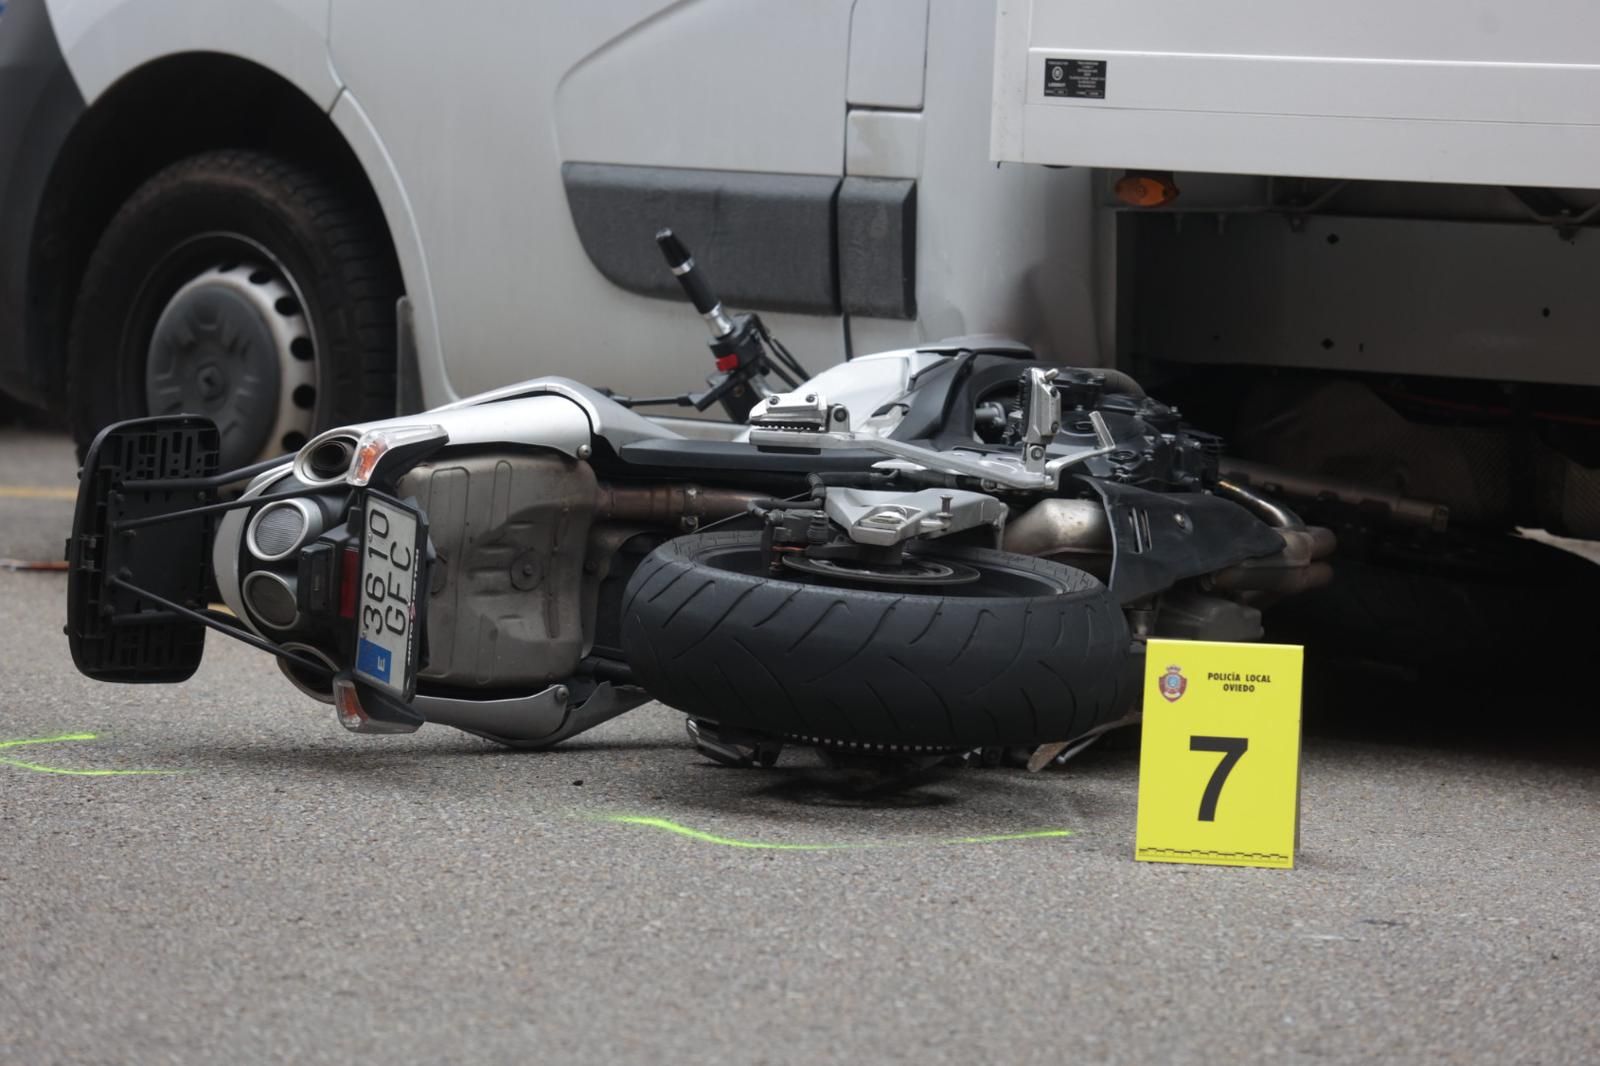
748 389 844 432
685 718 783 768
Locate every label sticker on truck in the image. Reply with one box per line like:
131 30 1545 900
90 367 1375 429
1044 58 1106 100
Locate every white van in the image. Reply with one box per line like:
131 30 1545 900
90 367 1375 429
1 0 1595 549
1 0 1090 474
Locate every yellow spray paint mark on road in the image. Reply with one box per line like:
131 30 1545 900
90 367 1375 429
602 815 855 851
0 485 77 500
0 732 181 777
936 829 1076 845
0 732 99 750
599 814 1071 852
0 757 177 776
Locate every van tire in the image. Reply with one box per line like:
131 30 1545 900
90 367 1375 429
67 150 401 469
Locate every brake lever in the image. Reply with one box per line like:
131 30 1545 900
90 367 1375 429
692 368 763 413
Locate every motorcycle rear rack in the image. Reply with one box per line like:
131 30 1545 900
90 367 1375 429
66 416 222 683
66 415 334 683
66 416 468 733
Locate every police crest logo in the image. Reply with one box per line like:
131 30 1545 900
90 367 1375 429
1159 664 1187 702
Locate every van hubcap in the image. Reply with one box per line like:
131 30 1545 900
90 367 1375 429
146 262 316 470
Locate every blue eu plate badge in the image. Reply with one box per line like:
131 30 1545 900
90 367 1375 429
356 637 392 684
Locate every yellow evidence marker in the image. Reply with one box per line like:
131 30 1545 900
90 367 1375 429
1134 639 1304 869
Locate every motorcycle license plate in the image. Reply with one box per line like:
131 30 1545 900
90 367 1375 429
353 493 425 700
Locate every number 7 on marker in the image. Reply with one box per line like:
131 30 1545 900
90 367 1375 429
1190 736 1248 822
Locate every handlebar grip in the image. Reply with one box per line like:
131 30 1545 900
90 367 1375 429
655 228 720 317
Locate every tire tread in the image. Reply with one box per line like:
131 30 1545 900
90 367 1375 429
621 531 1133 747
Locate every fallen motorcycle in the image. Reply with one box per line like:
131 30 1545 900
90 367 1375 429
66 231 1333 764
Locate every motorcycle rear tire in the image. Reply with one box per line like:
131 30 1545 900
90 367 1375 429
620 531 1133 749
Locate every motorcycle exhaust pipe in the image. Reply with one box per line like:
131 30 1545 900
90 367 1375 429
1003 498 1111 558
245 498 327 562
241 570 300 631
1219 458 1449 532
595 484 763 527
278 642 337 704
293 431 361 486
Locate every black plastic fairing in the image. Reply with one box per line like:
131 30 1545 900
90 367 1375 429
1080 478 1286 605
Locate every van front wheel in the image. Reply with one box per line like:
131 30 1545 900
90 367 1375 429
67 150 401 471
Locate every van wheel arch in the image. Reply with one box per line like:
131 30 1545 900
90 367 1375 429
29 52 401 423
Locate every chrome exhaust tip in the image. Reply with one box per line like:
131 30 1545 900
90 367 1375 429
293 430 360 486
245 498 324 562
278 642 338 704
241 570 300 630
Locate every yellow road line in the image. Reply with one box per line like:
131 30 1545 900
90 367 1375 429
0 485 77 500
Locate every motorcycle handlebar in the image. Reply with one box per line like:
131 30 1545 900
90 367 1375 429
655 229 728 330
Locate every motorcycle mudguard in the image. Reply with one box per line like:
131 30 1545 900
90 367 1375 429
66 416 220 683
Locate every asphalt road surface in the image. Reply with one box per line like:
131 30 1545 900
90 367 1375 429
1 428 1596 1065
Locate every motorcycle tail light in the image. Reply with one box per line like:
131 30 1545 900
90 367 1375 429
338 545 360 619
